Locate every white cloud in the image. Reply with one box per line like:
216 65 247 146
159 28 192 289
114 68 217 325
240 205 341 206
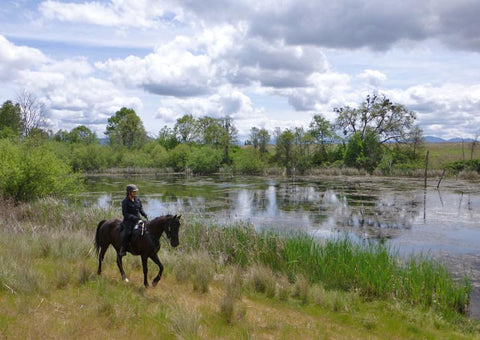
358 69 387 88
1 1 480 140
386 83 480 139
0 35 48 81
39 0 184 28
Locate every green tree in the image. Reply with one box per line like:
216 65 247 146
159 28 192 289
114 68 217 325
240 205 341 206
105 107 147 148
294 127 314 173
343 129 382 172
0 100 22 137
309 114 336 164
335 93 416 144
248 127 260 148
67 125 97 144
361 128 382 172
198 116 223 146
157 125 179 150
53 129 69 143
174 114 199 144
344 132 363 168
219 116 238 164
257 128 270 156
275 129 296 174
248 127 270 157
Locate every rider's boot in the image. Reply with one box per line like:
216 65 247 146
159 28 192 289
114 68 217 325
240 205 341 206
119 234 129 256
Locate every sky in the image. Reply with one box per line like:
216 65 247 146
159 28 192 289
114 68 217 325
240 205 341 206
1 0 480 141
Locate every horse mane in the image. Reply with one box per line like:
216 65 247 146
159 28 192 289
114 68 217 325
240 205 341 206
150 214 174 223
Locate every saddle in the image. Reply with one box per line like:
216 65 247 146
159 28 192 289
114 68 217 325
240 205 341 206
131 220 146 244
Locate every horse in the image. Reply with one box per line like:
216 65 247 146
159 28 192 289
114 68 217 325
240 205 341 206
94 214 181 287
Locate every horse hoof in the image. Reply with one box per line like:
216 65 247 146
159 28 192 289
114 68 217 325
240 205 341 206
124 278 129 283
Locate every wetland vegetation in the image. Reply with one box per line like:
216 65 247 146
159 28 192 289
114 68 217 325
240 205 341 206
0 199 479 339
1 94 480 338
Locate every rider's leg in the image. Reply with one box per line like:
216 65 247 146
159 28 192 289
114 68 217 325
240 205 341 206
119 221 133 256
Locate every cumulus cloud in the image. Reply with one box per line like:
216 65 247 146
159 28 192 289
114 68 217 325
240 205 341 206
0 36 142 135
154 85 264 122
1 1 480 139
35 0 480 53
0 35 48 81
386 84 480 139
358 69 387 88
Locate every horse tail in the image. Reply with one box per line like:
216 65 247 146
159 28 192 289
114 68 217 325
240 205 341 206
95 220 106 255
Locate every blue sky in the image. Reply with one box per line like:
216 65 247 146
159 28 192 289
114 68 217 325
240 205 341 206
1 0 480 140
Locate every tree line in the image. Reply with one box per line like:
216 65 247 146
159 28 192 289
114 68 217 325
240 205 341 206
0 91 434 201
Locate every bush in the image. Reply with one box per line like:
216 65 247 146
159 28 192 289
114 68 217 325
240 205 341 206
0 139 82 201
232 147 265 175
186 146 223 174
168 144 191 171
70 144 108 172
144 142 168 168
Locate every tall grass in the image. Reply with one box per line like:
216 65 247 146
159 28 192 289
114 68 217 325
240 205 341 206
0 198 472 324
181 218 471 317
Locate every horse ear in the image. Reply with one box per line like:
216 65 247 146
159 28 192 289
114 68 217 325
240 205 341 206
177 215 181 220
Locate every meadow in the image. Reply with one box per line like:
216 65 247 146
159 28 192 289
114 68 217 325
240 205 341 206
1 198 479 339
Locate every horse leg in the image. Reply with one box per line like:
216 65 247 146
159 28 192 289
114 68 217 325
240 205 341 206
116 254 128 282
141 255 149 288
97 246 108 275
150 253 164 287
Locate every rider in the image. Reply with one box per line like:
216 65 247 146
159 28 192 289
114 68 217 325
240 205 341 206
119 184 148 256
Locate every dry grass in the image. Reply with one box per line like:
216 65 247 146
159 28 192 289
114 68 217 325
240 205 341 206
1 199 479 339
427 142 480 169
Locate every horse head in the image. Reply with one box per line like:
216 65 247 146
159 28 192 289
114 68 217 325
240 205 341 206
164 214 181 247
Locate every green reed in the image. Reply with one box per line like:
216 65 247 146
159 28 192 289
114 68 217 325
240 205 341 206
181 218 470 317
0 199 471 319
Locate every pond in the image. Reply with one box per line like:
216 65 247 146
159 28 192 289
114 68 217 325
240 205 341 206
79 174 480 255
79 174 480 315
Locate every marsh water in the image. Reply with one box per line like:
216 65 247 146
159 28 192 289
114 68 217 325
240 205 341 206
80 174 479 255
80 174 480 313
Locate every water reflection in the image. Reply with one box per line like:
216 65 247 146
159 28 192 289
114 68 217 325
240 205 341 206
77 175 480 255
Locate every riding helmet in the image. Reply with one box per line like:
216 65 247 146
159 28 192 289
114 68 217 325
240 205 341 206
126 184 139 193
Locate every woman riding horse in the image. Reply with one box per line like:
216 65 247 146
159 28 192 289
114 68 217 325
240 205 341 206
119 184 148 256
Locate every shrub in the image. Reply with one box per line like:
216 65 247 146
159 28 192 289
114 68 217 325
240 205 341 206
186 146 223 174
0 139 82 201
167 144 191 171
232 147 265 175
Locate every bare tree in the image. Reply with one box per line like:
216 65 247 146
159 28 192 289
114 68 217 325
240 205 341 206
16 90 48 137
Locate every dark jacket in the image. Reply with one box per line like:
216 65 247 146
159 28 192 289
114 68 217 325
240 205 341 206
122 196 147 225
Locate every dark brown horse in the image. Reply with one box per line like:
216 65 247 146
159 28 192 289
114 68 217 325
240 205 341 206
95 214 181 287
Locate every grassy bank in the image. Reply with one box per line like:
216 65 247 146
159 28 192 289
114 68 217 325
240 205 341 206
0 199 479 339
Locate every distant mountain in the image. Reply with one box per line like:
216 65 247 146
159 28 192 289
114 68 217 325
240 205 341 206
424 136 446 143
447 137 474 143
424 136 474 143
